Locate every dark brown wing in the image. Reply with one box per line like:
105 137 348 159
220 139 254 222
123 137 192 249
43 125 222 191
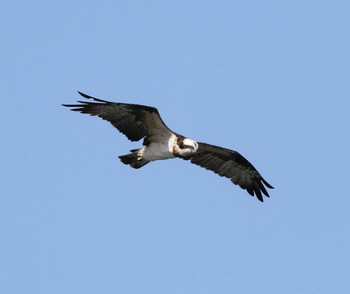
62 92 173 142
191 142 274 202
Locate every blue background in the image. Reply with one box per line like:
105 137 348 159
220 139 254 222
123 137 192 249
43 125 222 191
1 1 350 293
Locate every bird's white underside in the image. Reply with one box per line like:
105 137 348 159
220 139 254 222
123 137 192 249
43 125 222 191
140 133 177 161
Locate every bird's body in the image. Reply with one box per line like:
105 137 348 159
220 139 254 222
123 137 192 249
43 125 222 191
119 133 178 168
63 92 273 202
140 137 176 161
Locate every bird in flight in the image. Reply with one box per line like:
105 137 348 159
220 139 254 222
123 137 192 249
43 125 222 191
63 92 273 202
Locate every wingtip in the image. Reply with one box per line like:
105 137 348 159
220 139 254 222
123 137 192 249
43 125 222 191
77 91 108 103
254 190 264 202
261 177 274 189
77 91 93 99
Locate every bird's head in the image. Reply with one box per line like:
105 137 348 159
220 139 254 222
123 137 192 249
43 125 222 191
176 137 198 160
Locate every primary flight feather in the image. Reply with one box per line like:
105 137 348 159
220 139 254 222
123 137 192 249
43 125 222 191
63 92 274 202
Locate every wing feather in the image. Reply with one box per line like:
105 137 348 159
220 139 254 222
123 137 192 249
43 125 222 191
191 142 273 202
62 92 172 141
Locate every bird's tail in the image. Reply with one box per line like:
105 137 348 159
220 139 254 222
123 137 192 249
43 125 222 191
119 149 150 169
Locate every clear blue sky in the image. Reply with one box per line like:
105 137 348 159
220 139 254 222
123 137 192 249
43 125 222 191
1 1 350 293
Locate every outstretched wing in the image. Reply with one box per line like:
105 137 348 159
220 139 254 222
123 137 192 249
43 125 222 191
191 142 274 202
62 92 172 142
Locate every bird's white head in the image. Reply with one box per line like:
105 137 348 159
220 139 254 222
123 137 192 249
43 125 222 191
174 136 198 160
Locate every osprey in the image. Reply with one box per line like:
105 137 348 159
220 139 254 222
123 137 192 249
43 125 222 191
63 92 273 202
